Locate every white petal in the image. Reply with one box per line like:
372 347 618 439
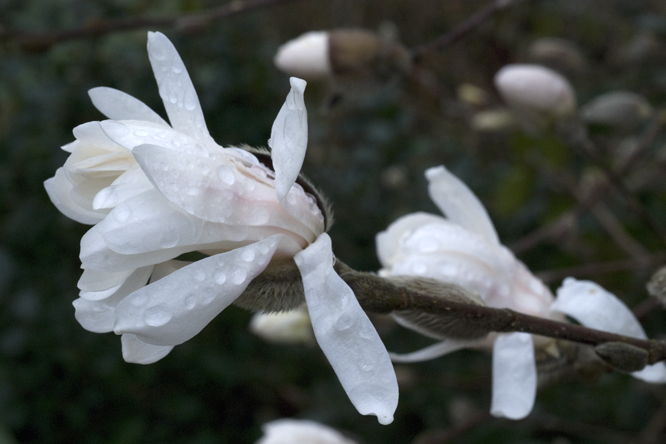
79 266 153 302
113 235 295 346
552 277 666 383
73 266 153 332
258 419 355 444
132 144 316 242
389 339 476 363
269 77 308 203
375 212 449 269
44 170 107 225
72 121 123 152
88 87 169 126
121 334 173 364
99 119 210 156
490 332 536 420
78 268 135 292
552 278 647 339
294 233 398 425
146 31 212 143
92 166 155 209
426 166 499 245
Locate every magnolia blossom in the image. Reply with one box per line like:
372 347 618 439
44 32 397 425
256 419 357 444
377 165 666 419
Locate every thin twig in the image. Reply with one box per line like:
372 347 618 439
1 0 303 51
410 0 528 62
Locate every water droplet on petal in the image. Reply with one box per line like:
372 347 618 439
241 249 255 262
184 294 197 309
217 165 236 185
131 294 149 307
201 287 215 305
198 163 210 175
113 206 131 222
183 89 197 111
172 65 183 74
214 271 226 285
257 243 270 255
187 187 200 196
232 268 247 285
144 305 172 327
335 313 354 331
160 230 179 248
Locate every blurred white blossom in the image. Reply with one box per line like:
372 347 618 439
45 31 397 425
250 307 315 345
377 165 666 419
256 419 357 444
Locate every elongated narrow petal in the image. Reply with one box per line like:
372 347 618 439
78 268 135 292
88 87 169 126
490 332 536 420
121 334 173 364
294 233 398 425
146 31 211 143
425 166 499 245
114 235 296 346
92 166 155 210
552 277 666 383
269 77 308 202
99 120 209 156
389 339 478 363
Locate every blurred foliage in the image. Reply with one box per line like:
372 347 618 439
2 0 666 443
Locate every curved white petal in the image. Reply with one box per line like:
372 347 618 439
146 31 211 143
121 334 173 364
389 339 477 363
73 266 154 332
79 266 153 302
425 166 499 245
294 233 398 425
88 87 169 126
114 235 296 346
552 277 666 383
72 121 123 152
78 268 135 292
44 171 107 225
92 166 155 209
490 332 536 420
375 212 448 269
132 144 317 242
270 77 308 203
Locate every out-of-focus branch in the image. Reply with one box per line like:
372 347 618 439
0 0 303 51
336 262 666 365
511 119 663 254
412 411 494 444
410 0 529 62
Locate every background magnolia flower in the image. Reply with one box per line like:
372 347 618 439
44 31 397 425
377 165 666 419
256 419 358 444
249 306 315 345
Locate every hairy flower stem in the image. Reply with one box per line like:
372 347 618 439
334 262 666 365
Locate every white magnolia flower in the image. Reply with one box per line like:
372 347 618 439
249 306 315 345
256 419 357 444
377 165 666 419
44 31 397 425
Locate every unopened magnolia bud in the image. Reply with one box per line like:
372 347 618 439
647 266 666 306
494 64 577 124
457 83 488 107
274 31 332 80
580 91 653 131
471 109 517 132
594 341 648 373
389 276 492 341
234 259 306 313
527 38 586 75
249 307 315 345
256 419 358 444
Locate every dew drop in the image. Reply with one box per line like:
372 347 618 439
113 205 131 223
287 193 298 205
198 163 210 175
217 165 236 185
187 187 200 196
257 243 270 255
241 249 255 262
360 362 374 372
193 269 206 282
134 129 148 137
184 294 197 310
144 305 172 327
172 65 183 74
183 90 197 111
245 180 256 191
214 271 226 285
232 268 247 285
169 90 178 104
130 294 149 307
160 230 179 248
201 287 215 305
335 313 355 331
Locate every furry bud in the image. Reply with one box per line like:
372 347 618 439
595 341 648 373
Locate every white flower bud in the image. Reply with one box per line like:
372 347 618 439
274 31 332 80
256 419 357 444
249 307 314 345
580 91 653 131
494 64 577 121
